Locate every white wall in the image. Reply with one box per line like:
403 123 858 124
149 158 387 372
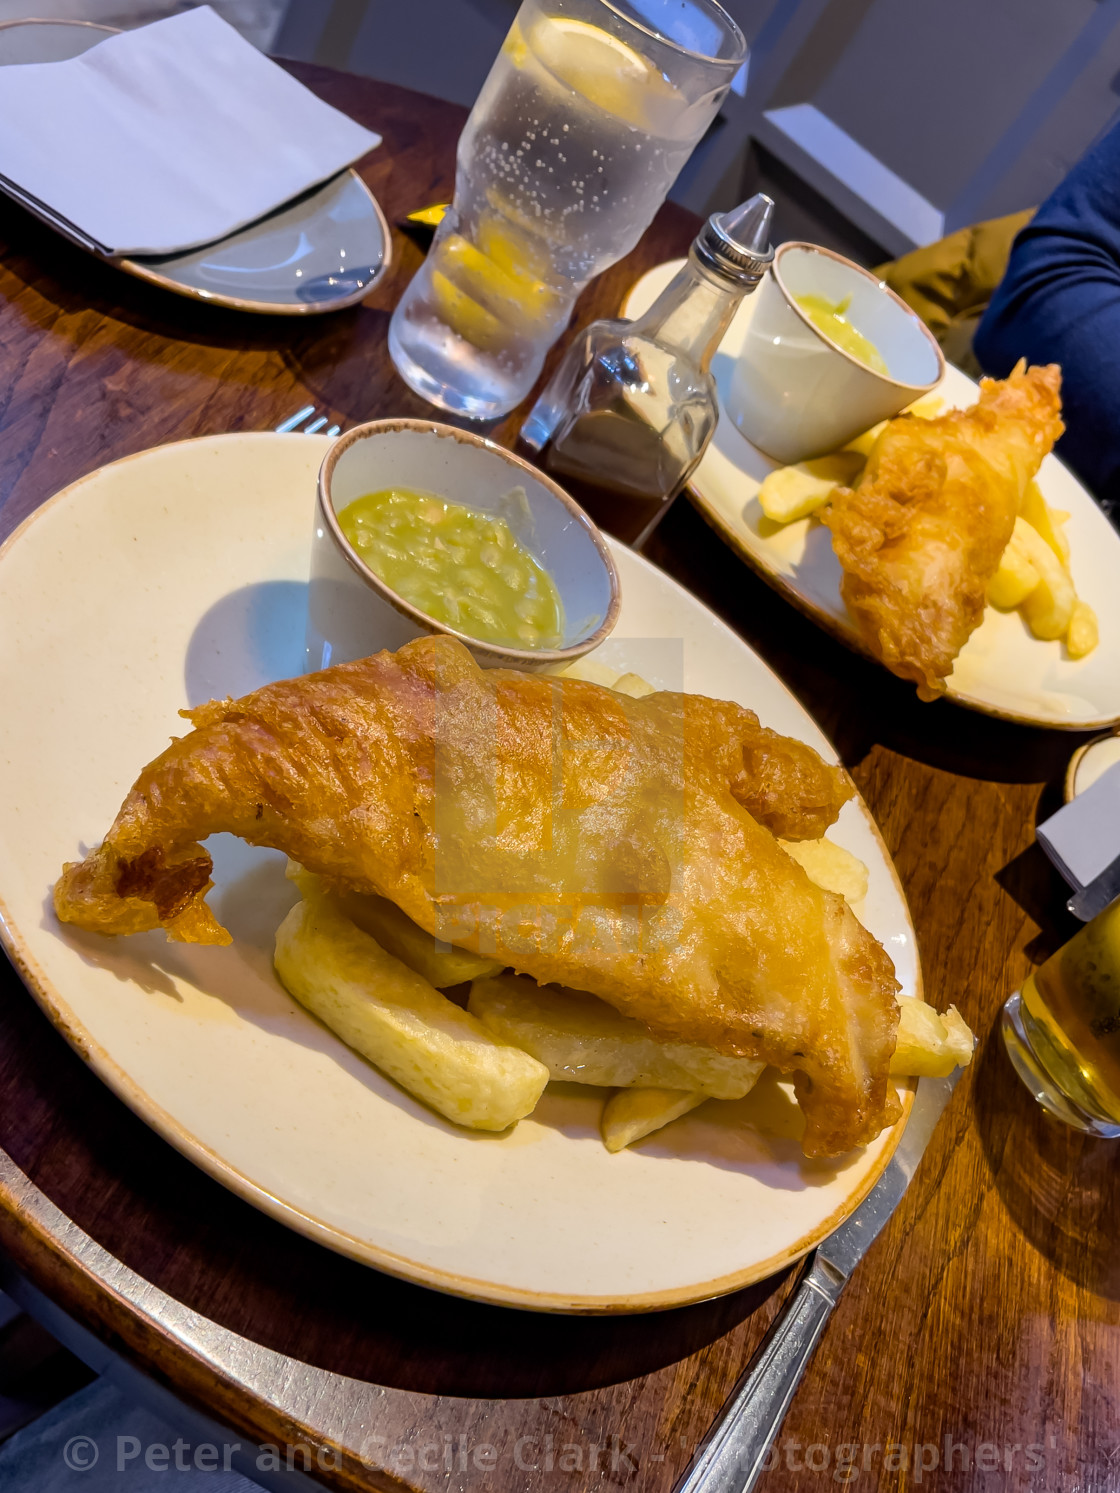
274 0 1120 251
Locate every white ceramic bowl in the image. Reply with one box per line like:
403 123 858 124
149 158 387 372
1065 729 1120 802
726 242 945 464
306 418 620 671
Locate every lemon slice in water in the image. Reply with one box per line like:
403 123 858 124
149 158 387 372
523 14 672 129
435 232 562 335
429 269 506 353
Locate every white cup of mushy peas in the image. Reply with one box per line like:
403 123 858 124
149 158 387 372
726 242 945 464
307 419 621 672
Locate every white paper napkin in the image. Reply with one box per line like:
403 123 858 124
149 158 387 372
1037 759 1120 891
0 7 381 256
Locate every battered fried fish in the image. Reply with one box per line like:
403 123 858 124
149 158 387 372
825 362 1064 699
55 636 900 1155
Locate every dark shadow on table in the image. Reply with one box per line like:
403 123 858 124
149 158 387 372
990 760 1082 963
969 1007 1120 1303
994 841 1080 964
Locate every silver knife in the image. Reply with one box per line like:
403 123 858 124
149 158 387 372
673 1069 961 1493
1067 847 1120 921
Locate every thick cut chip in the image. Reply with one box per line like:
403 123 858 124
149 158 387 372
275 890 548 1131
779 836 868 903
1021 481 1071 566
469 974 766 1098
988 520 1041 610
758 453 866 525
890 996 974 1078
601 1088 708 1152
330 883 504 987
1016 518 1076 640
1067 600 1099 660
612 671 657 699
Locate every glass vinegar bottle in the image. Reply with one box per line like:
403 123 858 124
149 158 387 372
521 194 774 545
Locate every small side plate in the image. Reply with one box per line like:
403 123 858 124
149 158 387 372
0 20 390 315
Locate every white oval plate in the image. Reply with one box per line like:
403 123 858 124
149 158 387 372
0 434 917 1313
0 21 390 315
624 261 1120 731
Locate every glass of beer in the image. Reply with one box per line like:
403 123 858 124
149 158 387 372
388 0 746 420
1002 898 1120 1137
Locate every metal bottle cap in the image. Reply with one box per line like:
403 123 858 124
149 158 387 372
693 192 775 288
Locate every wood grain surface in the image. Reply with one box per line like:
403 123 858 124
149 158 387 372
0 61 1117 1493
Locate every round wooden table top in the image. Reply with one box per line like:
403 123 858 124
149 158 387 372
0 61 1117 1493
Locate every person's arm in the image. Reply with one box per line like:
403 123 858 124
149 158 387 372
974 120 1120 513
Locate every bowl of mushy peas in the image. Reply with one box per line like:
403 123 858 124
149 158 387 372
306 419 620 672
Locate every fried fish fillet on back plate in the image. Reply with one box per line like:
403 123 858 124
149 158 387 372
55 635 900 1156
824 362 1064 700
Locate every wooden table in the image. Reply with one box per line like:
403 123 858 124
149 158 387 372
0 62 1116 1493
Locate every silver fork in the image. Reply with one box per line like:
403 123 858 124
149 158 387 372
274 405 342 437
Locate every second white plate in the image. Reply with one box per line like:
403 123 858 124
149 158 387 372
625 261 1120 730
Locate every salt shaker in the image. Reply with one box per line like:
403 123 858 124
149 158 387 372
520 193 774 546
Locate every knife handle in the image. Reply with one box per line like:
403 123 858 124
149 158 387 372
672 1254 845 1493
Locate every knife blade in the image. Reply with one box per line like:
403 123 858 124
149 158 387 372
1067 847 1120 921
673 1069 961 1493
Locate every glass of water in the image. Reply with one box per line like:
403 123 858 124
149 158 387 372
389 0 746 420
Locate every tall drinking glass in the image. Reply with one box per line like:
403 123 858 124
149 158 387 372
1002 897 1120 1137
389 0 746 419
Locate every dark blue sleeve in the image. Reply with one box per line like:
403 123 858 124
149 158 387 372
974 119 1120 514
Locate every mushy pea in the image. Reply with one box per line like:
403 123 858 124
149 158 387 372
337 487 565 649
794 293 888 375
